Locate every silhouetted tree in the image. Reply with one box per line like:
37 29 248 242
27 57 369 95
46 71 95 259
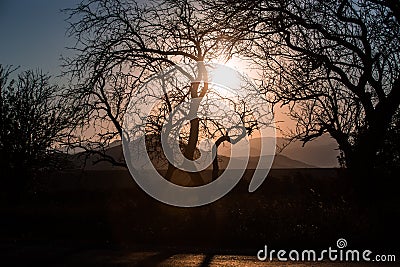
214 0 400 173
376 108 400 171
0 65 76 193
64 0 264 183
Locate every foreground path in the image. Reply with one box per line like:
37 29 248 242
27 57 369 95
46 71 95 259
1 244 398 266
61 251 400 266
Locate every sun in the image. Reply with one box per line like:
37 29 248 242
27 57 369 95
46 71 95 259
209 64 243 90
208 55 253 91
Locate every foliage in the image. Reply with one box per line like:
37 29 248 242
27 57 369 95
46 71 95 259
0 65 76 183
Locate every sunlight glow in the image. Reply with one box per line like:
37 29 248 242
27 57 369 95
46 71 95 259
209 56 253 90
210 64 243 90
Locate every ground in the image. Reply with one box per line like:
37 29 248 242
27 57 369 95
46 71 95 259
1 169 399 266
2 243 399 266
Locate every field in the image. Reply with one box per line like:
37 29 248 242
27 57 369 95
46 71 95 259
1 169 399 265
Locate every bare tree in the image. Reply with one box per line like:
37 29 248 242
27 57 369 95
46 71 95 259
64 0 263 184
132 66 262 182
214 0 400 173
0 65 77 192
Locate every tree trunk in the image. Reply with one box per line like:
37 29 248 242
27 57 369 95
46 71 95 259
212 136 230 181
183 117 200 160
164 61 208 184
164 103 203 183
343 113 393 201
212 155 220 181
165 162 177 181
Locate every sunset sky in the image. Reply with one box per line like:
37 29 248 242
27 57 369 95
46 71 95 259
0 0 339 167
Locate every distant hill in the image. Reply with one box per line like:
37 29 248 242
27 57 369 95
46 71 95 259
69 135 339 169
72 142 315 170
276 134 340 168
217 154 315 169
217 134 339 168
71 142 126 170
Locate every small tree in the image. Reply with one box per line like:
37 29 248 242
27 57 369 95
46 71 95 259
0 65 76 192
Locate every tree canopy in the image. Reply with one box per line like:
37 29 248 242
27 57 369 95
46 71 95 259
212 0 400 171
64 0 400 175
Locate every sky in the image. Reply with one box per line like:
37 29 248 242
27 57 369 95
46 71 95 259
0 0 80 77
0 0 339 166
